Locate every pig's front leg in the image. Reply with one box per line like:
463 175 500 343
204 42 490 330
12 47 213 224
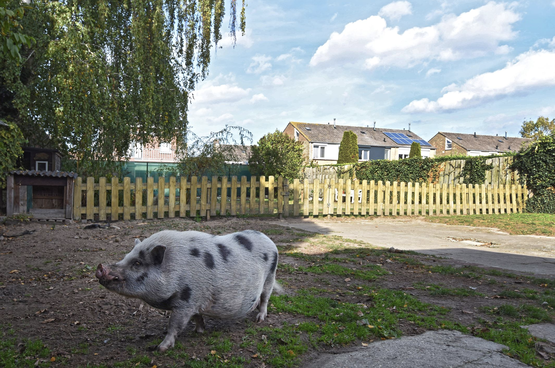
158 309 194 352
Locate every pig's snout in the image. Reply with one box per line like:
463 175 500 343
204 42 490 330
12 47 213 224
96 264 121 283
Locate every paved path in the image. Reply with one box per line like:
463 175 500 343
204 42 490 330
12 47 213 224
273 217 555 275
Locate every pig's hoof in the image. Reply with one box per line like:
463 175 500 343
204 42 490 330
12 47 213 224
195 325 205 333
147 345 158 352
256 312 267 323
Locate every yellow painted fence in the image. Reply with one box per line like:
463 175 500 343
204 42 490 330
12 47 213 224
73 176 528 221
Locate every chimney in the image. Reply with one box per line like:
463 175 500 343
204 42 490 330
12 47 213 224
408 122 411 132
373 121 376 131
333 118 336 129
505 131 507 139
473 132 476 138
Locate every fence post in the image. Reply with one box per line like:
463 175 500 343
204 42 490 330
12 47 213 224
136 177 143 220
259 176 266 215
293 178 300 216
157 177 165 219
377 181 383 216
147 177 154 219
179 177 186 218
190 176 197 218
268 176 274 215
99 177 106 221
111 177 119 221
277 176 283 218
73 177 82 220
283 178 290 217
323 178 330 217
211 176 218 217
168 176 176 218
313 179 320 217
221 176 228 216
124 177 131 220
231 176 238 216
361 180 368 216
201 176 208 218
240 176 247 215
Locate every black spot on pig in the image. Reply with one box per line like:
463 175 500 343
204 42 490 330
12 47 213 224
235 234 253 252
262 253 268 262
151 245 166 265
151 292 177 310
270 252 278 273
139 250 145 260
190 248 200 257
180 286 191 302
217 243 231 262
204 252 215 269
136 272 148 283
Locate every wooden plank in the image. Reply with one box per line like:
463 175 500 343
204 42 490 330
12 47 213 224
511 184 517 214
72 177 81 220
278 176 289 217
399 182 405 216
361 180 368 216
221 176 228 216
323 178 330 216
462 184 468 215
157 177 165 219
384 181 391 216
421 182 427 216
268 176 275 215
516 184 522 213
147 177 154 219
368 180 379 216
179 177 187 218
487 185 493 214
231 177 238 216
190 176 198 217
250 176 257 215
436 183 441 215
86 177 94 220
428 183 434 216
448 184 454 215
330 179 337 215
500 184 506 214
211 176 218 217
353 179 360 216
303 180 310 216
259 176 266 215
475 184 481 215
345 179 352 216
135 177 143 220
337 179 344 216
377 181 383 216
99 177 107 221
293 179 300 216
123 177 131 220
311 179 318 216
240 176 247 215
493 185 499 214
468 184 474 215
111 177 119 221
168 176 176 218
200 176 208 217
481 184 487 215
391 181 398 216
414 182 419 215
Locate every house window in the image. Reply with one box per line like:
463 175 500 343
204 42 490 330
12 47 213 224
359 149 370 161
36 161 48 171
399 154 409 159
294 129 299 141
160 142 172 154
313 145 326 159
445 138 452 150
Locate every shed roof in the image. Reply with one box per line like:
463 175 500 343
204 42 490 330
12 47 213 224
438 132 531 153
288 122 432 148
10 170 78 178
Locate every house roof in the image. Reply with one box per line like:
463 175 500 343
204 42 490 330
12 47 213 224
288 122 432 148
438 132 532 153
223 145 251 163
10 170 78 178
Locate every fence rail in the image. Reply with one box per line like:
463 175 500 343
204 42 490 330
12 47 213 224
74 176 528 221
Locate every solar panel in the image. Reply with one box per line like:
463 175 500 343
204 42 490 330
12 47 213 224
383 132 432 146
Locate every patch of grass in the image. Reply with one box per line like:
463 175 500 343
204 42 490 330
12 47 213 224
428 265 482 279
426 213 555 237
0 335 52 368
413 282 485 297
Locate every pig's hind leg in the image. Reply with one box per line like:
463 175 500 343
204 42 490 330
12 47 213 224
158 309 194 352
193 314 205 333
255 279 274 323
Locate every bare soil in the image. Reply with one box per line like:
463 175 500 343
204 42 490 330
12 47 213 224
0 217 553 367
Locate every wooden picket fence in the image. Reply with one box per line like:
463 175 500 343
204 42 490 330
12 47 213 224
73 176 528 221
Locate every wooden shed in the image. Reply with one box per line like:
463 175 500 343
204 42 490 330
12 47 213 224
6 170 77 220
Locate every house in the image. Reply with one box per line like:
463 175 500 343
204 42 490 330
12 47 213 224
429 132 532 157
283 121 436 164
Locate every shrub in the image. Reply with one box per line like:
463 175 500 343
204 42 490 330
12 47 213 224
409 142 421 158
337 131 358 164
249 130 304 181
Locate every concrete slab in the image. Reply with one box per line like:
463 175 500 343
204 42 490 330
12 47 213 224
522 323 555 344
273 218 555 275
303 330 530 368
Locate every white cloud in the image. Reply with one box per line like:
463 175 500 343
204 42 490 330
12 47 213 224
247 54 272 74
193 84 250 104
250 93 269 103
426 68 441 77
213 113 235 123
261 75 286 86
402 50 555 113
378 1 412 21
310 2 520 69
217 30 254 49
331 13 338 22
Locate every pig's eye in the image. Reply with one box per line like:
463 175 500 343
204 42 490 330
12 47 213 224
133 260 143 267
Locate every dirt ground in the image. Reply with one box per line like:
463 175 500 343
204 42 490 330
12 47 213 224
0 217 553 367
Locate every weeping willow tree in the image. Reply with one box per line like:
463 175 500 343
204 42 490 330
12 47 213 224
1 0 246 177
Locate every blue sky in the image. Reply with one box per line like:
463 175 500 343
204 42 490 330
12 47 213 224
187 0 555 144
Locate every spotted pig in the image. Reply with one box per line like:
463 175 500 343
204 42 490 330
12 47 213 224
95 230 280 352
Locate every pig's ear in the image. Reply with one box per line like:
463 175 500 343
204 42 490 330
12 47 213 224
151 245 166 266
135 238 141 246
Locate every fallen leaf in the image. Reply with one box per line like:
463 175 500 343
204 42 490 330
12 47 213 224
50 357 56 362
42 318 55 324
9 270 19 274
361 342 368 347
344 278 351 282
